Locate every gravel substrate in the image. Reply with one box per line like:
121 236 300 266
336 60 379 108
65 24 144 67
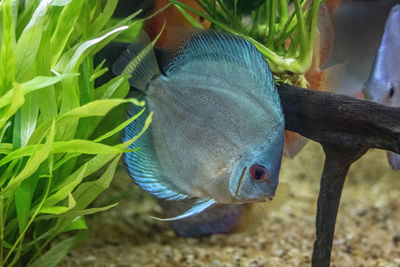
60 141 400 266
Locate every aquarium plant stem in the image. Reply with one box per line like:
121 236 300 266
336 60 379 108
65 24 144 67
278 0 288 29
293 0 307 56
266 0 276 46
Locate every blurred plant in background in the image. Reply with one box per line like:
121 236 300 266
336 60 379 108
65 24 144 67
0 0 151 266
170 0 323 83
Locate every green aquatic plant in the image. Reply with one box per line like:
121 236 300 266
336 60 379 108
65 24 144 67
0 0 151 266
170 0 322 74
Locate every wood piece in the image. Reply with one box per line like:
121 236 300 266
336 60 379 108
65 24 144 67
277 83 400 266
277 83 400 153
311 145 367 267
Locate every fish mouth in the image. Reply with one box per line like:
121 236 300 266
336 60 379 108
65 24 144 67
254 194 274 202
263 195 274 201
243 195 273 203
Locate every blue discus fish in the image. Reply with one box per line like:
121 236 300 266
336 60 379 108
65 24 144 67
363 4 400 170
113 30 285 220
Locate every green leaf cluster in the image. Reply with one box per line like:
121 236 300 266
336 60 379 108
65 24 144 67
0 0 149 266
170 0 323 74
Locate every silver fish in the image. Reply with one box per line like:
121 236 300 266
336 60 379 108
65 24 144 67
363 4 400 170
114 30 285 220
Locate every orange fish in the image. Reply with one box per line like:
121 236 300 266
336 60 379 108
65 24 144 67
145 0 210 47
325 0 342 15
284 4 345 158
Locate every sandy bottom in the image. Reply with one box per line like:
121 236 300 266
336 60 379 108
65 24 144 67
60 141 400 266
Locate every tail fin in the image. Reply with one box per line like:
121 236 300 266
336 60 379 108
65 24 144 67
112 31 161 92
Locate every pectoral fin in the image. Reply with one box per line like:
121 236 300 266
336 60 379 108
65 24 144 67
151 198 216 221
283 131 309 158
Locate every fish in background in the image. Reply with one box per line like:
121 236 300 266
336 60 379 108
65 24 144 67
326 0 342 15
363 4 400 170
145 0 210 46
284 3 345 158
113 30 285 222
327 0 399 97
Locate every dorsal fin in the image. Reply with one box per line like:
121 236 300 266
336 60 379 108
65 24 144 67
112 31 161 92
124 94 188 201
161 29 274 86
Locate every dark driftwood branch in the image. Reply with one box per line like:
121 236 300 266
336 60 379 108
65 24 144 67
311 145 367 266
277 83 400 267
277 83 400 153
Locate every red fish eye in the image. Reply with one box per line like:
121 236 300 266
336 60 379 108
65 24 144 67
249 164 269 181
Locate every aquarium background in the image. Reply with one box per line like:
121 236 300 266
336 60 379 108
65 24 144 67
1 0 399 266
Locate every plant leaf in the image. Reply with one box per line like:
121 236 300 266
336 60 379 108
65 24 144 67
50 0 84 66
43 164 86 207
55 25 129 113
19 91 39 147
15 172 39 234
28 98 144 145
40 193 77 214
0 74 78 109
89 0 118 35
0 82 24 130
29 230 87 267
0 0 16 96
14 0 52 81
1 120 55 194
0 143 12 154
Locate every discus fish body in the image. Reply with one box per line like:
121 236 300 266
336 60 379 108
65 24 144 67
114 30 285 220
363 4 400 170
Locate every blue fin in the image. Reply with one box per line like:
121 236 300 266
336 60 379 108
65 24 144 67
151 198 216 221
124 96 188 201
112 31 161 92
163 30 274 90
